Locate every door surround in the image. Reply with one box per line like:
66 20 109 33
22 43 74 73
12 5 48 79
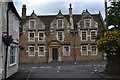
48 40 61 62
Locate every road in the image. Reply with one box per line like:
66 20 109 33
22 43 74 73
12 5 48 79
19 60 107 78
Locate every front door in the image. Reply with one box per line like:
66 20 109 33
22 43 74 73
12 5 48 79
52 48 58 60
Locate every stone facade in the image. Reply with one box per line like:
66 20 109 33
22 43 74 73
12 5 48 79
20 4 105 63
0 1 20 79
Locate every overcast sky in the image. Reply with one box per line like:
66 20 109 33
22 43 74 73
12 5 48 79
13 0 111 20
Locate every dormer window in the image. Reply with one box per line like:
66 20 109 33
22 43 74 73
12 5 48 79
84 19 91 27
29 20 36 28
57 20 63 28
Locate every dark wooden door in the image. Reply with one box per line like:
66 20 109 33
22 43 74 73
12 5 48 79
52 48 58 60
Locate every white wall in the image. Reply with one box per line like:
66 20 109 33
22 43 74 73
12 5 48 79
0 2 20 79
0 2 3 80
7 10 20 78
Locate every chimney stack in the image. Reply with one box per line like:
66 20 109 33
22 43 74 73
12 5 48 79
69 4 74 29
22 4 26 20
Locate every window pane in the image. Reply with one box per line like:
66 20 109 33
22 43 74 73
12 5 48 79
39 33 44 40
82 32 86 40
39 47 44 56
58 20 62 27
91 31 96 40
64 46 69 56
58 32 63 40
29 47 34 56
30 33 34 40
91 46 96 55
10 47 16 64
30 21 35 28
82 46 87 55
84 19 90 27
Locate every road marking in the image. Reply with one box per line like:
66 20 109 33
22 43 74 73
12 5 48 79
26 70 31 80
87 65 92 67
32 67 37 69
39 67 45 68
46 66 52 68
57 66 61 73
93 65 97 67
92 72 94 74
101 65 106 67
74 62 77 64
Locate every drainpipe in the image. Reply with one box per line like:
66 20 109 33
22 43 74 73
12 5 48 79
4 6 10 80
70 30 77 64
105 0 108 29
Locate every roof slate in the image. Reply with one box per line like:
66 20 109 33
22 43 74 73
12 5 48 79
23 13 104 30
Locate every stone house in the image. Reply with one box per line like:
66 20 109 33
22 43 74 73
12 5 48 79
20 4 105 63
0 1 21 79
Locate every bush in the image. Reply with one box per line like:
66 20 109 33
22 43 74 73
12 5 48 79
97 30 120 56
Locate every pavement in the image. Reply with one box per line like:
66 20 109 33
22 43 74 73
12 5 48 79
7 69 30 80
7 60 120 80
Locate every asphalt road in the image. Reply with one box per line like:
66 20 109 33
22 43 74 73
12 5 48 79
19 60 107 78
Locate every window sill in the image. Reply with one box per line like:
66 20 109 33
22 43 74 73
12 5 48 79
38 40 45 42
91 54 97 56
81 54 88 56
63 54 70 56
28 55 35 57
9 63 16 68
38 55 45 57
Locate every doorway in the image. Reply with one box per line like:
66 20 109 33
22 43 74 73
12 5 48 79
52 48 58 60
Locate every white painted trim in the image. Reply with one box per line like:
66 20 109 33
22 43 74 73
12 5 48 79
29 19 36 29
63 46 70 56
90 30 97 41
81 31 87 41
57 19 64 28
38 31 45 42
90 45 97 56
38 46 45 56
28 46 35 56
81 45 88 56
9 44 18 66
28 31 35 42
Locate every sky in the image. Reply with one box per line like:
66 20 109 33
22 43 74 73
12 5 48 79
12 0 111 20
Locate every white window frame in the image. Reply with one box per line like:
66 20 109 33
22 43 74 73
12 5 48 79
38 46 45 56
57 19 63 28
81 45 88 56
63 46 70 56
84 19 91 27
29 20 36 29
28 31 35 42
91 45 97 55
9 45 17 67
81 31 87 41
57 31 64 41
90 30 97 41
38 31 45 42
28 46 35 56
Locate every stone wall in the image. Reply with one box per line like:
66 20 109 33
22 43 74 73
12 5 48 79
105 56 120 74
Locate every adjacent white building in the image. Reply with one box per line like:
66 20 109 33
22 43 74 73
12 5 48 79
0 1 21 79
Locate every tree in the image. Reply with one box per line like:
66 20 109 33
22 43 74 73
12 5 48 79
96 29 120 74
97 30 120 56
108 1 120 27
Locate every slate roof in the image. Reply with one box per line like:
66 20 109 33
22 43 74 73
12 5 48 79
24 13 105 30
